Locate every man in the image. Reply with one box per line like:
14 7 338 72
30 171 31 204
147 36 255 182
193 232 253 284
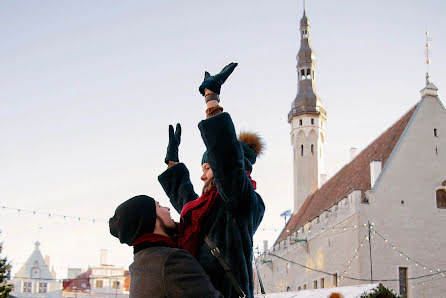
109 195 222 298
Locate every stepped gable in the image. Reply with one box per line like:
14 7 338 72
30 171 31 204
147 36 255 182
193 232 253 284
277 103 418 243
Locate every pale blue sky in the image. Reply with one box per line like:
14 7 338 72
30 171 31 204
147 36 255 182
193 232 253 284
1 0 445 278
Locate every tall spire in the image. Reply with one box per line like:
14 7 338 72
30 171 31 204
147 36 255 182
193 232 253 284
288 8 327 215
288 9 326 122
425 27 432 86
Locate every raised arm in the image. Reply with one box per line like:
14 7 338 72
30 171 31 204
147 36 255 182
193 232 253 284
197 63 263 216
159 123 198 213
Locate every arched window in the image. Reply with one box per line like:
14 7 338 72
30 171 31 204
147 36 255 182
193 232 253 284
301 145 304 156
306 68 311 79
300 69 305 80
311 144 314 155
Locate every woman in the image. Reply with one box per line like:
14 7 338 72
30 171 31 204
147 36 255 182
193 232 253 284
158 63 265 298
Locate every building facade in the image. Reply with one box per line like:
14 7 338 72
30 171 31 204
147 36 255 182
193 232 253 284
256 10 446 298
11 241 62 297
62 249 129 298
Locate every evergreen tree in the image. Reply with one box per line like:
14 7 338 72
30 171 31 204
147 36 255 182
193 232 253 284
0 233 13 298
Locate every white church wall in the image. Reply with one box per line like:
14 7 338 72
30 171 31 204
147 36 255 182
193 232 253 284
360 95 446 297
257 189 363 293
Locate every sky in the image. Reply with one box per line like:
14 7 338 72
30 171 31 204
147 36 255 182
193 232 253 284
1 0 445 279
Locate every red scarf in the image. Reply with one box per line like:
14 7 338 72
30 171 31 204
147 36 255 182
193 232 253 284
132 233 176 248
177 172 257 256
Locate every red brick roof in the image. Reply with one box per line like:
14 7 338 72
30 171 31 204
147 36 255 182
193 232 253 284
276 103 418 243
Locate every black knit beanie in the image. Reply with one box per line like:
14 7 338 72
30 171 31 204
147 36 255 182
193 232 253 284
109 195 157 246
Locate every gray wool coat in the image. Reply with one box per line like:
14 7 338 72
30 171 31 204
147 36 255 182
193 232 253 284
129 245 222 298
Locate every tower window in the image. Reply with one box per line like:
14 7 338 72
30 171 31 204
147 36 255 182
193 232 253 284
301 145 304 156
434 128 438 137
299 119 303 125
311 144 314 155
300 69 305 80
311 118 314 125
306 68 311 79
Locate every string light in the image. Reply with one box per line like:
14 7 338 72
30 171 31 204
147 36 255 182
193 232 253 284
339 234 368 278
374 229 445 280
0 205 105 224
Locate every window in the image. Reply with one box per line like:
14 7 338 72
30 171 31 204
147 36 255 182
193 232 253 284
38 282 47 293
298 286 301 291
399 267 408 298
23 282 32 293
434 128 438 137
333 274 338 287
112 281 120 289
303 284 307 290
301 145 304 156
306 68 311 79
31 267 40 278
95 280 104 288
300 69 305 80
320 278 325 288
311 144 314 155
313 280 318 289
311 118 314 125
299 119 303 125
437 189 446 209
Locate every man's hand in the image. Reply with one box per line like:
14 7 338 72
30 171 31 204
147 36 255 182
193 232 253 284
199 62 238 96
164 123 181 164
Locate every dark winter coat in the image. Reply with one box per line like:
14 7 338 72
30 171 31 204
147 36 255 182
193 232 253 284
158 112 265 298
129 243 222 298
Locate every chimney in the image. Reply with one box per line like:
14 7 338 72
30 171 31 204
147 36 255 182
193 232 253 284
350 147 358 161
100 249 109 266
369 161 382 188
45 255 50 267
263 240 269 254
320 174 328 186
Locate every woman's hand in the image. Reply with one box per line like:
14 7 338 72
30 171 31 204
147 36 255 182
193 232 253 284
198 62 238 100
164 123 182 165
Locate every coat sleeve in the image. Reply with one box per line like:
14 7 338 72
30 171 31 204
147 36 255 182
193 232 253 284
158 163 199 214
163 249 223 298
198 112 264 215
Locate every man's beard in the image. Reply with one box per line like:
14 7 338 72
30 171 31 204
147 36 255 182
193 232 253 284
156 215 178 237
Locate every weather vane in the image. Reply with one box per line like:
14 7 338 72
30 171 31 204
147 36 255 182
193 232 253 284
425 26 432 86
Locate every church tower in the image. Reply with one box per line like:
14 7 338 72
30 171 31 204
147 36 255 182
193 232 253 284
288 10 327 214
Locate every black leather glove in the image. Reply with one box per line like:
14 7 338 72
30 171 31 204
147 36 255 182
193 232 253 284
199 62 238 96
164 123 181 164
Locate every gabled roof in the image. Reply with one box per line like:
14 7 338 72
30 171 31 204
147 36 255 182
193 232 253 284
276 103 418 243
14 242 55 281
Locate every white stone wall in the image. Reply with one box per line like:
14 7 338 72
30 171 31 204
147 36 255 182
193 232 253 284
256 190 362 293
360 95 446 297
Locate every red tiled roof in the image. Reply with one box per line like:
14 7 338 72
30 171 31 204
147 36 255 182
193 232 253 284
276 103 418 243
63 269 92 292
